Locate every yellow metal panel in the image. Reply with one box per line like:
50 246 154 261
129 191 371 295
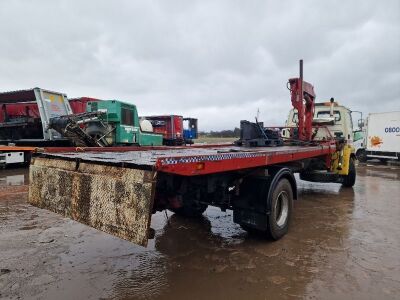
331 145 353 175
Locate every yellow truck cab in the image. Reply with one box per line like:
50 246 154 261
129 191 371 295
285 100 354 144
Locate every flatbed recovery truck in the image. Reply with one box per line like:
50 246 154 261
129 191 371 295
28 61 356 247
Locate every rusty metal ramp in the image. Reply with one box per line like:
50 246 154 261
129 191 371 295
28 157 156 246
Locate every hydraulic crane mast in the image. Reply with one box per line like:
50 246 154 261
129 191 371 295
288 60 316 141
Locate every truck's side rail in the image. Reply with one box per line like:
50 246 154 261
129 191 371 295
155 144 336 176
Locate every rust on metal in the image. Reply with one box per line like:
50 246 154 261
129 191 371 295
28 157 156 246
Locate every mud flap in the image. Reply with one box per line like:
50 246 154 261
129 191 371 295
28 157 156 247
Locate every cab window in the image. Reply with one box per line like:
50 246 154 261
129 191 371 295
292 111 298 123
353 131 364 142
121 107 134 126
316 111 341 121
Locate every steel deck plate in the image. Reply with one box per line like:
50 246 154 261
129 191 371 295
39 145 334 171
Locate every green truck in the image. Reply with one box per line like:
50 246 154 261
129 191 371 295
50 99 163 147
86 100 163 146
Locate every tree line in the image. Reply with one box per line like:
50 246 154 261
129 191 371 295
198 127 241 138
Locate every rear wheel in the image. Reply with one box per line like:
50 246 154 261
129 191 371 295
267 179 293 240
240 178 293 240
342 157 356 187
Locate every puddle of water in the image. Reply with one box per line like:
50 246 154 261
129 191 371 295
0 168 28 187
0 164 400 299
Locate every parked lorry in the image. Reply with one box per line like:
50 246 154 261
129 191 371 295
145 115 185 145
83 100 163 146
0 88 77 167
144 115 199 145
183 117 198 144
28 60 356 247
50 98 164 146
0 90 164 166
0 89 163 147
0 88 74 146
353 129 366 161
357 112 400 162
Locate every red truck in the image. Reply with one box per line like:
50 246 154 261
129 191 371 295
144 115 199 145
68 97 100 114
0 88 74 145
28 61 356 247
0 102 40 122
145 115 185 145
0 96 99 124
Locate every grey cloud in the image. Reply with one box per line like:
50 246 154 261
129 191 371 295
0 0 399 130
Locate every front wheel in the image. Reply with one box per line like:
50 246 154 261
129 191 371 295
356 149 367 162
342 157 356 187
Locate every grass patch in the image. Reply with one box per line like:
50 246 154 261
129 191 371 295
195 137 238 144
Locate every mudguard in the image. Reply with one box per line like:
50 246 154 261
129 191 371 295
266 167 297 212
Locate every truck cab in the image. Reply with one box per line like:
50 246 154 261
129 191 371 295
285 101 354 143
86 100 163 146
183 118 198 144
285 100 377 167
353 129 366 161
145 115 184 145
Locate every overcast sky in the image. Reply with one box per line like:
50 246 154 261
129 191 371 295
0 0 399 130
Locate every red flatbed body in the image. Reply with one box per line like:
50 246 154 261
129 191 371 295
26 61 354 247
38 142 336 176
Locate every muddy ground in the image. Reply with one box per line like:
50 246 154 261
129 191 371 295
0 163 399 300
